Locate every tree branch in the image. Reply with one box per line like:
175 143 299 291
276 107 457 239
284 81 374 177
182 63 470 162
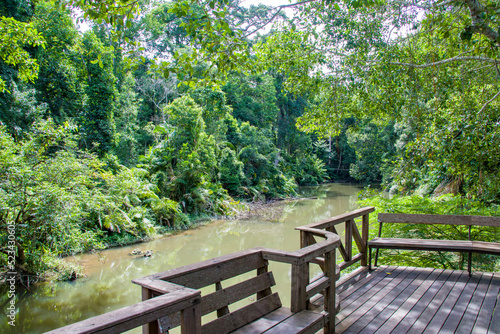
376 56 500 68
278 0 317 9
479 90 500 113
243 7 283 38
391 0 457 9
463 0 500 44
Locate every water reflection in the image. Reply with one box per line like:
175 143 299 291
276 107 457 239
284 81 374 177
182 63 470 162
1 183 362 333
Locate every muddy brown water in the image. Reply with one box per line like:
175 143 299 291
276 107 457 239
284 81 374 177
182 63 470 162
1 183 362 333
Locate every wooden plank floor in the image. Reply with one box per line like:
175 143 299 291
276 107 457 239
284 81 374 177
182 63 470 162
334 266 500 334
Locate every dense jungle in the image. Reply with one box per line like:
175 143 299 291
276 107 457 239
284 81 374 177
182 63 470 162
1 0 500 284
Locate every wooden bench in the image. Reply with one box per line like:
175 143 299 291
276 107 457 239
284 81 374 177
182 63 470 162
368 213 500 274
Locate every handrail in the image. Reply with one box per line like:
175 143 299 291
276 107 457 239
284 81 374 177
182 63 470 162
300 207 375 230
261 229 340 265
296 206 375 275
44 288 201 334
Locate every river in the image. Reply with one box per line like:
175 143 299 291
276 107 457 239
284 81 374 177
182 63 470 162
2 183 362 333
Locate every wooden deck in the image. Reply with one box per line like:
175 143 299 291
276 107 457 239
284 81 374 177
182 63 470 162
334 266 500 334
44 209 500 334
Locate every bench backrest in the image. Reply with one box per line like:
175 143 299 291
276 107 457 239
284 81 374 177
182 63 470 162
378 213 500 227
157 251 281 334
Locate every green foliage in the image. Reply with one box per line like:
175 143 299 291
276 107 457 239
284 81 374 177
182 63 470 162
219 147 245 195
0 121 106 281
223 73 279 129
114 72 140 165
0 120 163 282
359 193 500 272
165 95 205 147
141 96 233 216
291 153 328 186
33 1 84 124
0 82 46 138
347 121 396 184
189 87 231 137
79 31 117 155
0 16 45 92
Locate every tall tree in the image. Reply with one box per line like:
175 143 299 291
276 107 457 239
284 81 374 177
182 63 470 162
79 31 117 155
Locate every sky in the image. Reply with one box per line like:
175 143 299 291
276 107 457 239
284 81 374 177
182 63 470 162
240 0 292 6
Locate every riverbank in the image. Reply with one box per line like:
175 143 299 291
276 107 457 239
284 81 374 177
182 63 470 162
1 183 363 334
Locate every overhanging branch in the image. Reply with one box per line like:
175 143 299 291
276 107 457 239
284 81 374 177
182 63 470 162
479 90 500 113
373 56 500 68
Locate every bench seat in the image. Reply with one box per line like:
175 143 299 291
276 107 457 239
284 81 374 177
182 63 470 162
368 213 500 275
368 238 473 252
472 241 500 255
231 307 324 334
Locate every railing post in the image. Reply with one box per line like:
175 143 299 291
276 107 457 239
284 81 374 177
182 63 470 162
291 262 309 312
300 230 307 248
257 262 272 300
215 281 230 317
361 213 369 267
345 219 353 261
181 302 201 334
324 249 336 334
141 287 159 334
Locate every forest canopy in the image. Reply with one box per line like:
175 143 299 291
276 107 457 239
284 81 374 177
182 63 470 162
1 0 500 282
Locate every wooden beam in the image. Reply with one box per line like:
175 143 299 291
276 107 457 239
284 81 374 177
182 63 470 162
345 219 353 261
306 275 330 300
215 282 230 317
291 263 309 313
352 223 365 254
323 250 336 334
378 213 500 227
142 287 159 334
201 293 282 334
297 207 376 230
262 231 340 265
158 272 278 330
45 290 201 334
165 252 267 289
361 213 369 266
339 253 364 271
202 272 276 317
328 225 348 261
257 264 272 300
368 238 474 252
133 248 264 286
181 303 201 334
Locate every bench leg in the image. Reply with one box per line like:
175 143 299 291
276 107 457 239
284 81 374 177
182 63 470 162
368 247 372 271
374 248 380 267
468 252 472 276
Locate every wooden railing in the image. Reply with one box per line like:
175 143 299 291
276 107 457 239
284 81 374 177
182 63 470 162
45 284 202 334
43 208 378 334
260 228 340 320
46 228 341 334
296 207 375 276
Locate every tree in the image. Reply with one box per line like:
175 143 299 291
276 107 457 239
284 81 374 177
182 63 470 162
79 31 117 156
33 1 85 124
0 82 46 138
223 73 279 129
0 13 45 92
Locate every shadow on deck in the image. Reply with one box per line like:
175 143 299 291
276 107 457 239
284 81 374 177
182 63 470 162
334 266 500 334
